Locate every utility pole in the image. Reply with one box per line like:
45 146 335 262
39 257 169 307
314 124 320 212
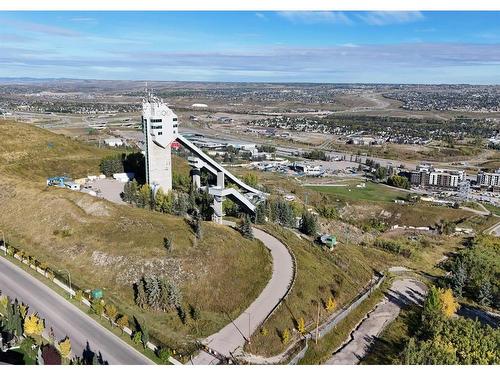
315 300 320 344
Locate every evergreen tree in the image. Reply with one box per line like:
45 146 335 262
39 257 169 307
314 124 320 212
135 278 148 309
191 209 203 239
177 306 187 325
189 305 200 321
299 211 318 236
145 275 162 311
239 214 254 239
122 178 139 204
450 260 467 297
141 324 149 349
163 237 173 252
254 202 267 224
167 282 182 309
159 279 171 312
478 281 492 307
173 192 189 216
274 199 296 227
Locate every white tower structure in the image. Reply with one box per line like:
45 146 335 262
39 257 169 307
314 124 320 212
142 93 179 193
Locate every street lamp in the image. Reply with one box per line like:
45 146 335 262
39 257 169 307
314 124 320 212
241 311 251 344
59 268 72 299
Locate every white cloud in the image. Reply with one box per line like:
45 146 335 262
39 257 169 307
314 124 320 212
357 11 425 26
277 11 353 25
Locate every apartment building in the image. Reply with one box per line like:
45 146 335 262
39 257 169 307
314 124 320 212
409 164 465 190
476 169 500 188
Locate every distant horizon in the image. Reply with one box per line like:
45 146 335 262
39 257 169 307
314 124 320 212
1 76 499 86
1 11 500 84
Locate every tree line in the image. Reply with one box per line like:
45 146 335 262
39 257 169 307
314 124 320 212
397 286 499 364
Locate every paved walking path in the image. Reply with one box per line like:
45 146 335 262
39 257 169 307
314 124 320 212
190 221 295 364
326 278 427 365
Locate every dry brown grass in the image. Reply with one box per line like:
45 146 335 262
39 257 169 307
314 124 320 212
0 120 272 351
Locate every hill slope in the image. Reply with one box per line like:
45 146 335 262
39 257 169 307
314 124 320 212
0 120 271 351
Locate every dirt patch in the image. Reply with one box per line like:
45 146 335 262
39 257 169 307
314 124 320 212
73 195 111 217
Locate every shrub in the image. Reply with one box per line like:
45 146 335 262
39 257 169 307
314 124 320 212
157 347 172 364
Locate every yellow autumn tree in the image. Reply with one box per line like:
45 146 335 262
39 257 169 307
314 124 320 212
19 303 28 319
326 297 336 313
58 337 72 359
24 314 45 338
281 328 290 345
297 317 306 335
105 304 118 322
116 315 129 332
439 288 459 318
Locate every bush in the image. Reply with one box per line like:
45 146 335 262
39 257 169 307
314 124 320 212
373 238 413 258
157 347 172 364
132 331 142 346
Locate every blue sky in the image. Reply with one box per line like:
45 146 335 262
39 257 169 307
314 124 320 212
1 11 500 83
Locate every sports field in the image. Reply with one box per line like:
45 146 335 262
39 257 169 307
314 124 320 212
306 181 407 202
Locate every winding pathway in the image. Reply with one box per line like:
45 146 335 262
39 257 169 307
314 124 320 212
190 221 295 364
326 278 427 365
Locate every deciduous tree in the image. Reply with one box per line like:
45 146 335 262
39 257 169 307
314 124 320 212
326 297 336 313
439 288 459 318
281 328 290 345
24 314 45 338
58 337 72 359
297 317 306 335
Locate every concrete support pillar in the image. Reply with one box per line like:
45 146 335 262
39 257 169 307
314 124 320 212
217 171 225 189
211 195 223 224
191 168 201 189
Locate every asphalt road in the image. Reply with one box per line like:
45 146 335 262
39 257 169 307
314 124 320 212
190 222 295 365
0 255 154 365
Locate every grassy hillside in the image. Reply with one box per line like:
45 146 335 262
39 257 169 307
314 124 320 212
245 224 400 356
0 120 118 181
0 120 272 352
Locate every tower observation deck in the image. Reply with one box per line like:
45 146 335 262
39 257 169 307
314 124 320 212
142 94 266 222
142 93 179 192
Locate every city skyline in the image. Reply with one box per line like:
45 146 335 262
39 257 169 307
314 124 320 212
1 11 500 83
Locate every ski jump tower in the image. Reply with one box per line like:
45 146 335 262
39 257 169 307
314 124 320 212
142 93 266 223
142 93 179 192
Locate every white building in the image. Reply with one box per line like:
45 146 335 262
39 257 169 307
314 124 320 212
142 94 179 193
411 164 465 189
103 138 124 147
477 170 500 188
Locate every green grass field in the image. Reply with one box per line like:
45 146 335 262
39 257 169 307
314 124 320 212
306 181 407 203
